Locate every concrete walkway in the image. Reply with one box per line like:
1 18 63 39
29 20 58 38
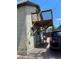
17 45 61 59
17 37 61 59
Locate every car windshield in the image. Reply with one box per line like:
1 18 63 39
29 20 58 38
52 31 61 36
58 32 61 36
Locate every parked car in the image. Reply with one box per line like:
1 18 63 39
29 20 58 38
50 31 61 50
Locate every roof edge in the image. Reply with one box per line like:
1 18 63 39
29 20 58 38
17 1 40 12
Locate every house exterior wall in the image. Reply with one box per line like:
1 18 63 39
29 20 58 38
26 6 37 54
31 13 41 22
17 5 39 55
17 6 27 55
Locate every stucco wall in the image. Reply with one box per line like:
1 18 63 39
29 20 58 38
17 6 39 55
17 6 27 55
26 6 36 54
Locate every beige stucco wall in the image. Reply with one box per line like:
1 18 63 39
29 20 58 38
26 6 36 54
17 6 27 55
17 5 39 55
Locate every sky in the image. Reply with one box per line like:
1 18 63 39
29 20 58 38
17 0 61 28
